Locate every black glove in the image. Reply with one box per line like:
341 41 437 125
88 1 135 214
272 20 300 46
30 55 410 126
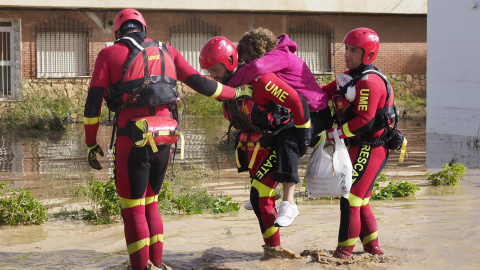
87 143 104 170
296 127 312 157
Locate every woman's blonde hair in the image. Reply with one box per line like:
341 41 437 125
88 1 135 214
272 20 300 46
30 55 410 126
237 27 278 62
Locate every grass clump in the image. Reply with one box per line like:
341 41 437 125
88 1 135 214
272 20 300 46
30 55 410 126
426 163 466 186
159 161 240 215
1 92 72 131
75 177 121 225
178 93 223 116
70 160 240 224
371 173 420 200
0 181 49 225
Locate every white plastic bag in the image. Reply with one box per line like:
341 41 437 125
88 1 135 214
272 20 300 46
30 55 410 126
304 130 352 198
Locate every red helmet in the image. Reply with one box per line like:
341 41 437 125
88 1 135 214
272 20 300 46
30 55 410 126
114 9 147 39
343 28 380 65
199 36 238 71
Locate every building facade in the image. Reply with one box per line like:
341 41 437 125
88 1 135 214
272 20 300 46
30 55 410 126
0 1 427 113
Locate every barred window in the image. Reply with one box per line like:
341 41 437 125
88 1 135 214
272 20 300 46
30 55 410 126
36 17 92 78
0 22 13 99
289 22 334 74
170 19 220 74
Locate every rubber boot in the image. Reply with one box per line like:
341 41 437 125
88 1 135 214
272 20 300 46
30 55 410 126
363 240 382 255
333 245 355 259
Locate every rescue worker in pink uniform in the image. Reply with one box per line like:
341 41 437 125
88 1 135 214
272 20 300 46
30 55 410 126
84 9 247 270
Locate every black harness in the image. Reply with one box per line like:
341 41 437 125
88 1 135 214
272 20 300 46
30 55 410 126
333 68 399 147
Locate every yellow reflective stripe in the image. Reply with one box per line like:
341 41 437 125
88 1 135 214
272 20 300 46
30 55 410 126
248 143 261 169
399 137 408 162
338 237 358 247
119 196 146 209
127 238 149 255
145 195 158 205
144 132 158 153
361 197 370 206
362 231 378 245
251 179 275 198
150 233 164 245
263 225 279 239
235 142 242 168
348 193 363 207
84 116 100 125
295 119 311 129
177 130 185 160
210 83 223 98
342 123 355 137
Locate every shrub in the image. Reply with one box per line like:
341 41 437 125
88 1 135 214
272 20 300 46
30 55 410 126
426 163 466 186
0 181 49 225
371 173 420 200
76 177 121 224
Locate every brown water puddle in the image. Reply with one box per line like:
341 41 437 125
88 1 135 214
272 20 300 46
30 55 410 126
2 116 480 269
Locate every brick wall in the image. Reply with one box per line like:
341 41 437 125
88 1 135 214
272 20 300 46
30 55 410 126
0 9 427 111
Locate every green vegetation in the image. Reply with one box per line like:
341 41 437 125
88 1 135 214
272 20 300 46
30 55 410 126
75 177 121 225
178 93 223 116
426 163 466 186
371 173 420 200
159 162 240 215
2 92 70 130
388 75 426 108
0 181 49 225
66 160 240 224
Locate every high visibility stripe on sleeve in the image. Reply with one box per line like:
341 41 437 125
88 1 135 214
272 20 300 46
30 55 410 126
295 119 311 129
210 83 223 98
84 116 100 125
341 123 355 137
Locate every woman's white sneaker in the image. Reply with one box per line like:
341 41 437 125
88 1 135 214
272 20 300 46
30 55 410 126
274 201 299 227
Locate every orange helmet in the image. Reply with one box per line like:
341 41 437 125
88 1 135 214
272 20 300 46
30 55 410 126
114 9 147 39
343 28 380 65
199 36 238 71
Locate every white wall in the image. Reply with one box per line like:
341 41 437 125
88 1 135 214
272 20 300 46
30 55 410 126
427 0 480 136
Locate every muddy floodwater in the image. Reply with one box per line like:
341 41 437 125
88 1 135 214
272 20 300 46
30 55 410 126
0 116 479 270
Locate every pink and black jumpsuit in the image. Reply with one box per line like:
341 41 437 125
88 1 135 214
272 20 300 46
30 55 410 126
323 65 394 258
84 32 236 270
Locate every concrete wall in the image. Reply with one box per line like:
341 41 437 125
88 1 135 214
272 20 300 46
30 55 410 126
427 0 480 136
427 0 480 169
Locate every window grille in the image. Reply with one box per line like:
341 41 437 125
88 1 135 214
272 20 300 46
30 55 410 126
36 16 92 78
289 21 334 74
170 19 220 74
0 21 13 98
